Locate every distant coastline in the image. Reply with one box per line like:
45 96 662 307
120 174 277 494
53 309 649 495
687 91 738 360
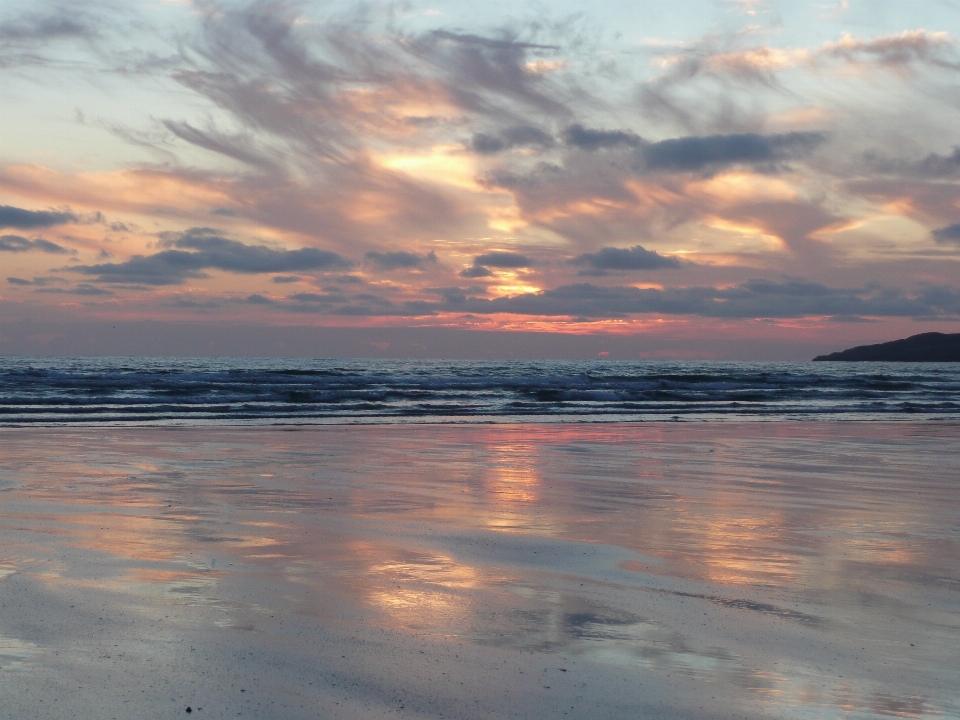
814 332 960 361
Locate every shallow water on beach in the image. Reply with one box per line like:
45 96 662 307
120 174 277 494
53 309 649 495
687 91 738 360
0 423 958 719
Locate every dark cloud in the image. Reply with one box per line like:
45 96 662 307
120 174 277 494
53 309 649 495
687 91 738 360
0 15 91 42
873 147 960 179
289 292 337 302
571 245 683 274
0 205 78 229
7 276 62 286
0 234 72 254
639 132 825 172
473 251 535 268
447 280 960 319
236 278 960 321
461 251 535 278
472 126 556 154
245 293 275 305
271 275 301 283
932 224 960 245
164 296 221 309
70 227 352 285
563 124 642 151
460 265 494 278
364 250 437 271
35 284 115 296
425 286 485 304
332 274 365 285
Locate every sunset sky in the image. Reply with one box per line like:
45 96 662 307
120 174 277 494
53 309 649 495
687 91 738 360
3 0 960 359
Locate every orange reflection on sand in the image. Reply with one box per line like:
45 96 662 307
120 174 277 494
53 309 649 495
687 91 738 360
481 442 549 532
64 511 188 565
691 512 799 586
364 547 484 630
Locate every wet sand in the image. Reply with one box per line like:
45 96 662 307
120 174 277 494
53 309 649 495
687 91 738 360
0 422 958 719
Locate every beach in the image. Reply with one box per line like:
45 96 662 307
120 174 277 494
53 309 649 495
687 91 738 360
1 422 958 719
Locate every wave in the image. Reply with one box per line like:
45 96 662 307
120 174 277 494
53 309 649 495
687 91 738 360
1 357 958 425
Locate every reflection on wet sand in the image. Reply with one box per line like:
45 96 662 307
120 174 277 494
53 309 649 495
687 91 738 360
0 423 958 719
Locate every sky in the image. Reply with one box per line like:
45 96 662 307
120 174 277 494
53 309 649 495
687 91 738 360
2 0 960 359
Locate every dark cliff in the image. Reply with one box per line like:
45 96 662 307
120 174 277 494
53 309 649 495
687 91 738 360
813 332 960 361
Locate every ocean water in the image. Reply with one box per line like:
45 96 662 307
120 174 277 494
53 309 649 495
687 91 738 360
1 356 958 425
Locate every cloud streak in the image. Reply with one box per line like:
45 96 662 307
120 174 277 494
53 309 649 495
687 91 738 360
365 250 437 270
446 280 960 319
0 205 77 229
0 234 72 253
70 228 352 285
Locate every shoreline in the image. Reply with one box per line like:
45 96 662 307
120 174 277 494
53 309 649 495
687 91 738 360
3 414 960 429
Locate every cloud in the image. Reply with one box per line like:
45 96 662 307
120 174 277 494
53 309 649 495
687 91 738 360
640 132 825 172
164 296 221 309
0 205 77 229
461 251 535 277
864 147 960 179
720 200 842 254
563 124 642 151
472 126 556 154
35 283 115 296
0 234 72 253
161 120 279 170
460 265 494 278
932 223 960 244
915 148 960 178
364 250 437 270
245 293 275 305
425 286 485 304
822 30 958 69
419 30 569 119
448 279 960 319
271 274 301 283
0 5 106 70
7 276 62 286
564 126 824 170
571 245 683 274
244 278 960 321
1 18 87 42
474 251 535 268
648 29 957 91
165 4 574 172
70 227 352 285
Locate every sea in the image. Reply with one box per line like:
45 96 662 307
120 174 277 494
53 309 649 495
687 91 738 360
1 356 958 425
